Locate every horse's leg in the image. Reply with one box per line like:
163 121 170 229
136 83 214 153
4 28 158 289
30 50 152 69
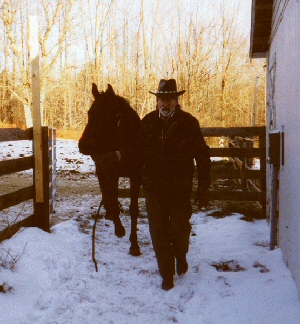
96 170 125 238
129 176 141 256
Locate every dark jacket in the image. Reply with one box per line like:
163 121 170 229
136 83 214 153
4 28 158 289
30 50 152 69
138 106 210 194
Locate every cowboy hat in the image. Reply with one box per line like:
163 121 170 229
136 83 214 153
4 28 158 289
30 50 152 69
149 79 186 98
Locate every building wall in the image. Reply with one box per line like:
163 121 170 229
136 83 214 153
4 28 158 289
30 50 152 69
266 0 300 294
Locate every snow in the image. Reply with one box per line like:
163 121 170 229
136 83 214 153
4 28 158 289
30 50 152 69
1 139 300 324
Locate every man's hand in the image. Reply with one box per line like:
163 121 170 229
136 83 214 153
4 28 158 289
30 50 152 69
194 185 210 209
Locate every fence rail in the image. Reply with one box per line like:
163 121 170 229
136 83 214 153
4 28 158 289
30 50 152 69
0 125 266 241
204 126 266 208
118 126 266 213
0 127 56 241
204 126 266 211
0 156 34 177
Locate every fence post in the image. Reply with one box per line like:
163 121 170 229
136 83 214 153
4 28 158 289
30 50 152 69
34 127 50 232
30 16 44 205
29 15 49 231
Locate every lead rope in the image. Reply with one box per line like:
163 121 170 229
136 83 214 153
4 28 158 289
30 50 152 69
92 200 103 272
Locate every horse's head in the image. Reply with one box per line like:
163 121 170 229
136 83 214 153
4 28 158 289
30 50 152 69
90 83 123 116
82 83 138 155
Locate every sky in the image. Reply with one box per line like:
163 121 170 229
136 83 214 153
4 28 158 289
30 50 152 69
1 138 300 324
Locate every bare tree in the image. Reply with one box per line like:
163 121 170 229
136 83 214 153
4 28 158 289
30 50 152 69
0 0 265 137
0 0 74 127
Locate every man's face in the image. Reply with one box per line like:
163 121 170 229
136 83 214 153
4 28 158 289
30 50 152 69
157 97 178 117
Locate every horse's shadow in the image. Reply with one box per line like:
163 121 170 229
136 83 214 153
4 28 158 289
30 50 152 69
79 83 142 256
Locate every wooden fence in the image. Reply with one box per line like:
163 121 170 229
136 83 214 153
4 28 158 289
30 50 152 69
0 126 266 242
203 126 266 210
0 127 56 241
118 126 266 213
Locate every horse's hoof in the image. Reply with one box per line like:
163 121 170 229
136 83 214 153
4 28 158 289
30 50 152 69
114 222 126 237
129 246 141 256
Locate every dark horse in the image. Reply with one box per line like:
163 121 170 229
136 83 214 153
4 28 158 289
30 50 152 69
78 83 141 256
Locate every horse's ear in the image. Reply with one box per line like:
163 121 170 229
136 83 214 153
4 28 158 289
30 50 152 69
106 84 115 95
92 83 100 98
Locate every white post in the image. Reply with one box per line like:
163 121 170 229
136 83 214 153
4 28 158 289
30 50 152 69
29 16 44 203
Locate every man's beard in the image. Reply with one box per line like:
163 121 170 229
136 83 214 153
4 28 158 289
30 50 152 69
159 106 175 117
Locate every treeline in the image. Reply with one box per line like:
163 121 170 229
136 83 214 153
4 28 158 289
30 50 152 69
0 0 265 138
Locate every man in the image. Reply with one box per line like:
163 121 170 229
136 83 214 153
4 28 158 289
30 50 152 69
138 79 211 290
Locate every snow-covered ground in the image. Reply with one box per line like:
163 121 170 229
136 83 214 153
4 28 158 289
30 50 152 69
1 139 300 324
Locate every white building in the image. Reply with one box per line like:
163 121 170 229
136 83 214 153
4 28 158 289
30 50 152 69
250 0 300 296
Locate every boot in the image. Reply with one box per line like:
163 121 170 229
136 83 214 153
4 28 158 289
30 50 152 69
162 275 174 291
176 256 188 275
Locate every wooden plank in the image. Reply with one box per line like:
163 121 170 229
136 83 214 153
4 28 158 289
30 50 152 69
0 156 34 176
0 214 35 242
210 147 264 158
0 186 34 211
0 128 33 142
210 169 264 179
208 191 262 201
195 167 263 179
202 126 265 138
